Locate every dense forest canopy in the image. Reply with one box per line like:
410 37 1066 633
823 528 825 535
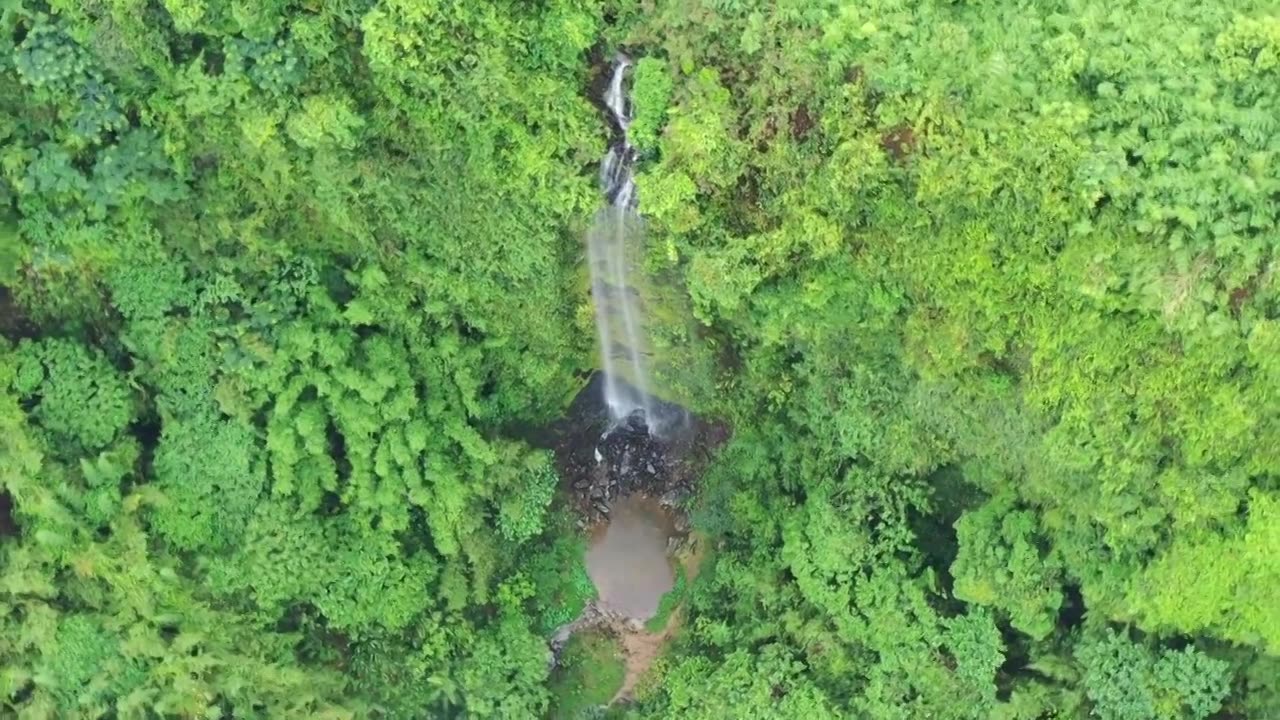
1 0 1278 717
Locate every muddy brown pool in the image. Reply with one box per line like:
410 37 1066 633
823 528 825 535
585 495 677 620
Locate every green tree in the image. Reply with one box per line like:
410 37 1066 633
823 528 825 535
952 494 1065 640
1076 629 1230 720
12 338 134 455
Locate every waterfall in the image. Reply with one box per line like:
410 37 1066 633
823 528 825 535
588 55 658 434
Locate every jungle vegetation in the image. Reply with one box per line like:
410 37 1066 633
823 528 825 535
1 0 1278 717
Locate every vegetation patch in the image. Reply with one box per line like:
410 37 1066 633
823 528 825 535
645 564 686 633
548 631 627 719
528 511 599 636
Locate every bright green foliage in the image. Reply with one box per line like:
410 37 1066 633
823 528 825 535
610 0 1277 717
105 253 192 322
0 382 356 717
451 610 555 718
2 0 1277 716
1 0 603 715
1076 629 1231 720
944 610 1005 713
1127 490 1280 651
526 521 597 634
637 646 842 719
38 615 145 713
497 452 559 544
12 338 133 454
952 494 1065 640
150 410 264 552
629 57 673 153
76 440 136 527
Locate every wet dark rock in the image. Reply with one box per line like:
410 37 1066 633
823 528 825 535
595 501 611 516
546 599 635 669
659 486 691 508
672 514 690 534
533 372 729 526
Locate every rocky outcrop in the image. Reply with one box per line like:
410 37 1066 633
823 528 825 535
547 600 641 669
547 374 728 525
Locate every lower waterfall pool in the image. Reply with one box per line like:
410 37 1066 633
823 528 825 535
584 495 677 620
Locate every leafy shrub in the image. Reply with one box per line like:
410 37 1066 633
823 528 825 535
1076 629 1231 720
498 452 559 544
12 339 133 454
630 56 673 153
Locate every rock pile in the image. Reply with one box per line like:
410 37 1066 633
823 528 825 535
547 375 725 524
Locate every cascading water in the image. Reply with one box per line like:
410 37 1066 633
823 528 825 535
589 55 658 434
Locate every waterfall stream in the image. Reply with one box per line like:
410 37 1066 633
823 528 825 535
589 55 658 433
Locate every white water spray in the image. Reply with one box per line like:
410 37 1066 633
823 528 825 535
588 55 658 433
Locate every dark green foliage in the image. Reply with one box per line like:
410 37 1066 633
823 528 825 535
14 18 91 97
19 142 88 205
226 36 306 96
87 130 185 213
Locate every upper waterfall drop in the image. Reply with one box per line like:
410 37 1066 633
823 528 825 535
599 56 636 211
588 54 658 435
